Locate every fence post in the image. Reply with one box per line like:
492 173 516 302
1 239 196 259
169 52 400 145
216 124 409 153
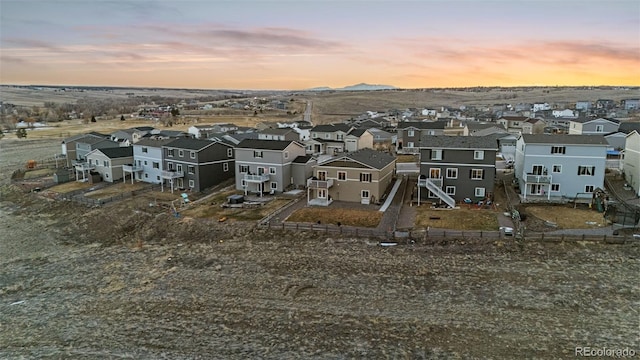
480 231 483 238
561 234 565 242
355 228 358 237
282 223 285 231
603 234 607 243
541 232 545 241
325 224 328 233
582 234 585 241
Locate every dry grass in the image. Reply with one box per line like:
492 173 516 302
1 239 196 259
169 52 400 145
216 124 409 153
286 207 383 227
23 168 55 179
395 154 418 163
84 182 149 199
415 208 499 230
47 181 94 193
525 205 606 229
182 197 291 221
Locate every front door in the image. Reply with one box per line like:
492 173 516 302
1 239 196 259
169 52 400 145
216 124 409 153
532 165 543 175
530 184 542 195
176 178 184 189
429 168 441 179
317 171 327 181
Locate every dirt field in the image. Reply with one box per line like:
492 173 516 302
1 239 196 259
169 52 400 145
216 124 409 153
287 207 383 227
0 186 638 359
415 208 499 231
524 205 607 229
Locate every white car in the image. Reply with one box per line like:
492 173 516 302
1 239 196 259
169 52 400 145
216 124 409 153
499 226 514 236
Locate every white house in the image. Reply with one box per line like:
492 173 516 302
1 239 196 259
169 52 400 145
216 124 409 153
514 134 608 202
622 130 640 196
552 109 577 118
532 103 551 112
132 138 175 184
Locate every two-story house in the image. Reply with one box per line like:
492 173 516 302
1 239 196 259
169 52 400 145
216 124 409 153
162 138 235 192
81 147 134 183
307 148 396 206
622 130 640 196
75 137 122 163
496 116 545 135
309 124 354 155
417 135 498 207
61 132 109 167
130 138 176 184
343 128 374 152
258 128 301 142
234 139 311 195
621 99 640 110
110 126 156 145
396 121 448 153
514 134 608 201
568 117 620 135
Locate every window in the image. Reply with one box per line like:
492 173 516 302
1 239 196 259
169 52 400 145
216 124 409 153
337 171 346 181
408 130 415 137
167 162 174 170
223 163 229 172
270 182 277 190
445 186 456 195
474 151 484 160
178 150 184 157
227 148 233 157
177 164 183 173
241 179 246 187
446 168 458 179
239 164 249 173
284 151 289 159
361 190 370 199
471 169 484 180
189 179 195 188
144 173 148 178
585 185 594 193
144 160 147 165
551 183 560 192
190 151 196 159
407 142 414 148
578 166 595 176
156 176 160 181
188 165 195 174
142 147 148 153
552 165 562 173
254 150 263 158
475 187 486 197
595 125 604 132
153 162 159 169
317 171 327 180
318 189 327 198
269 167 276 175
325 133 330 139
167 149 174 157
431 149 442 160
103 160 109 167
551 146 566 154
360 173 372 182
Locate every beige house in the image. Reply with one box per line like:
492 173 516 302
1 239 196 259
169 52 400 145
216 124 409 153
344 128 374 152
307 148 396 205
622 130 640 196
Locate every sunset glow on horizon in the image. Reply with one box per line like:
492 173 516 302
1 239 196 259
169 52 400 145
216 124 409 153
1 0 639 90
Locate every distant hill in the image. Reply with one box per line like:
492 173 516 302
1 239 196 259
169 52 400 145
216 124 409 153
305 83 397 91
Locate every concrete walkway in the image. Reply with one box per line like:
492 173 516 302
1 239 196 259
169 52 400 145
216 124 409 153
379 178 402 212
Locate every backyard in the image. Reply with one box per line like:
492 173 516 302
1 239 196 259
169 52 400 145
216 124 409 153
286 207 384 227
415 207 499 231
523 205 608 230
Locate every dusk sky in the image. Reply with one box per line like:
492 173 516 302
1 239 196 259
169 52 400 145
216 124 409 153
1 0 639 90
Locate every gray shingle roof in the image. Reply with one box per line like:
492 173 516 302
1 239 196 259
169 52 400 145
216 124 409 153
570 117 620 124
164 138 222 151
330 148 395 170
521 134 609 145
236 139 299 150
135 138 176 147
98 147 133 159
292 155 313 164
419 135 499 149
311 124 353 133
396 121 447 130
618 122 640 134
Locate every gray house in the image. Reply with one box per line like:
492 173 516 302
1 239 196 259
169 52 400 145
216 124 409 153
417 135 498 207
396 121 448 153
162 138 235 192
82 147 134 183
258 128 301 142
514 134 608 202
234 139 310 195
61 132 109 167
131 138 175 184
75 137 121 163
569 117 620 135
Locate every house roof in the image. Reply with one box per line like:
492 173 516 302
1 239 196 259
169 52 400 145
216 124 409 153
135 138 176 147
418 135 499 150
396 121 447 130
79 137 117 146
221 132 260 145
310 124 353 133
323 148 395 170
570 117 620 124
521 134 609 145
260 128 294 135
62 132 105 143
347 128 369 137
618 122 640 134
498 116 529 121
165 138 226 151
97 147 133 159
292 155 313 164
236 139 299 150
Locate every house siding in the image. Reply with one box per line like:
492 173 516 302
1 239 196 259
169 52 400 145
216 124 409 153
163 142 234 192
133 145 164 183
623 132 640 196
234 142 306 193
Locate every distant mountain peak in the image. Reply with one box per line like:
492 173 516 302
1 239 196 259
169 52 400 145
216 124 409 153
304 83 397 91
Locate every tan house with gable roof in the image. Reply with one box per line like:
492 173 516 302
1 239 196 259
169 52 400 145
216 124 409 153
307 148 396 205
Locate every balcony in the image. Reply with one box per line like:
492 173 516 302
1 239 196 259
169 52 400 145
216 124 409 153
417 177 442 188
524 173 552 184
244 173 270 183
122 164 143 172
161 170 184 179
307 178 334 188
73 162 95 171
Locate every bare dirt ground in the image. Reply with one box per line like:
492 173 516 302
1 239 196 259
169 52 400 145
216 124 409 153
1 182 638 359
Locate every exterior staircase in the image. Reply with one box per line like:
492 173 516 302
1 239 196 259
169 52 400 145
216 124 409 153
418 177 456 208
